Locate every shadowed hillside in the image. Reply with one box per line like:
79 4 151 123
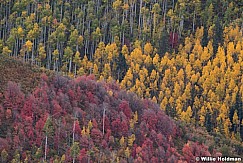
0 55 52 94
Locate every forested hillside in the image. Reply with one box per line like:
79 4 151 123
0 72 229 162
1 0 243 161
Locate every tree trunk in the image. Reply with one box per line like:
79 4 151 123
44 135 48 161
69 58 72 73
193 10 195 32
102 105 106 135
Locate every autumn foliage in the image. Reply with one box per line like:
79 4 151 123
0 74 220 162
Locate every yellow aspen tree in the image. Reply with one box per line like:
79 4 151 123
235 41 241 54
81 126 86 136
144 55 153 67
176 98 183 115
215 82 225 100
160 97 168 110
201 47 210 64
163 69 171 86
80 55 88 71
192 39 203 58
136 87 143 98
194 97 200 110
232 63 240 78
185 64 192 79
53 49 59 68
139 67 148 83
169 96 174 108
126 68 133 81
131 48 143 64
193 59 202 71
102 64 111 79
133 111 138 124
207 40 214 56
228 79 236 91
119 136 125 147
24 40 33 62
128 134 135 147
144 42 153 55
184 82 192 100
177 69 184 82
153 53 160 70
173 82 181 99
231 89 238 105
129 119 135 130
134 63 140 74
184 37 192 53
165 88 171 98
190 73 199 84
227 41 235 55
158 91 164 102
122 45 129 60
232 110 239 130
206 102 213 114
160 55 168 71
73 51 81 75
94 42 106 67
226 54 234 68
107 76 113 83
152 96 157 103
93 64 99 78
37 43 46 64
25 40 33 52
99 75 105 82
77 35 84 48
208 25 214 40
150 69 157 81
223 118 231 138
199 106 206 126
87 120 92 130
145 88 150 98
189 53 195 66
195 26 204 41
106 43 119 64
17 26 24 39
77 67 85 76
124 147 130 158
180 106 193 123
2 46 12 56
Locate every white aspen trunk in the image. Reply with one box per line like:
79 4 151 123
179 15 184 38
172 28 175 49
54 61 56 71
163 0 167 27
31 41 34 65
75 64 77 76
102 106 106 135
69 58 72 73
44 135 47 161
130 2 134 35
138 0 143 29
153 14 156 40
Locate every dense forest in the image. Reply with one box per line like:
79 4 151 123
0 73 225 162
0 0 243 162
